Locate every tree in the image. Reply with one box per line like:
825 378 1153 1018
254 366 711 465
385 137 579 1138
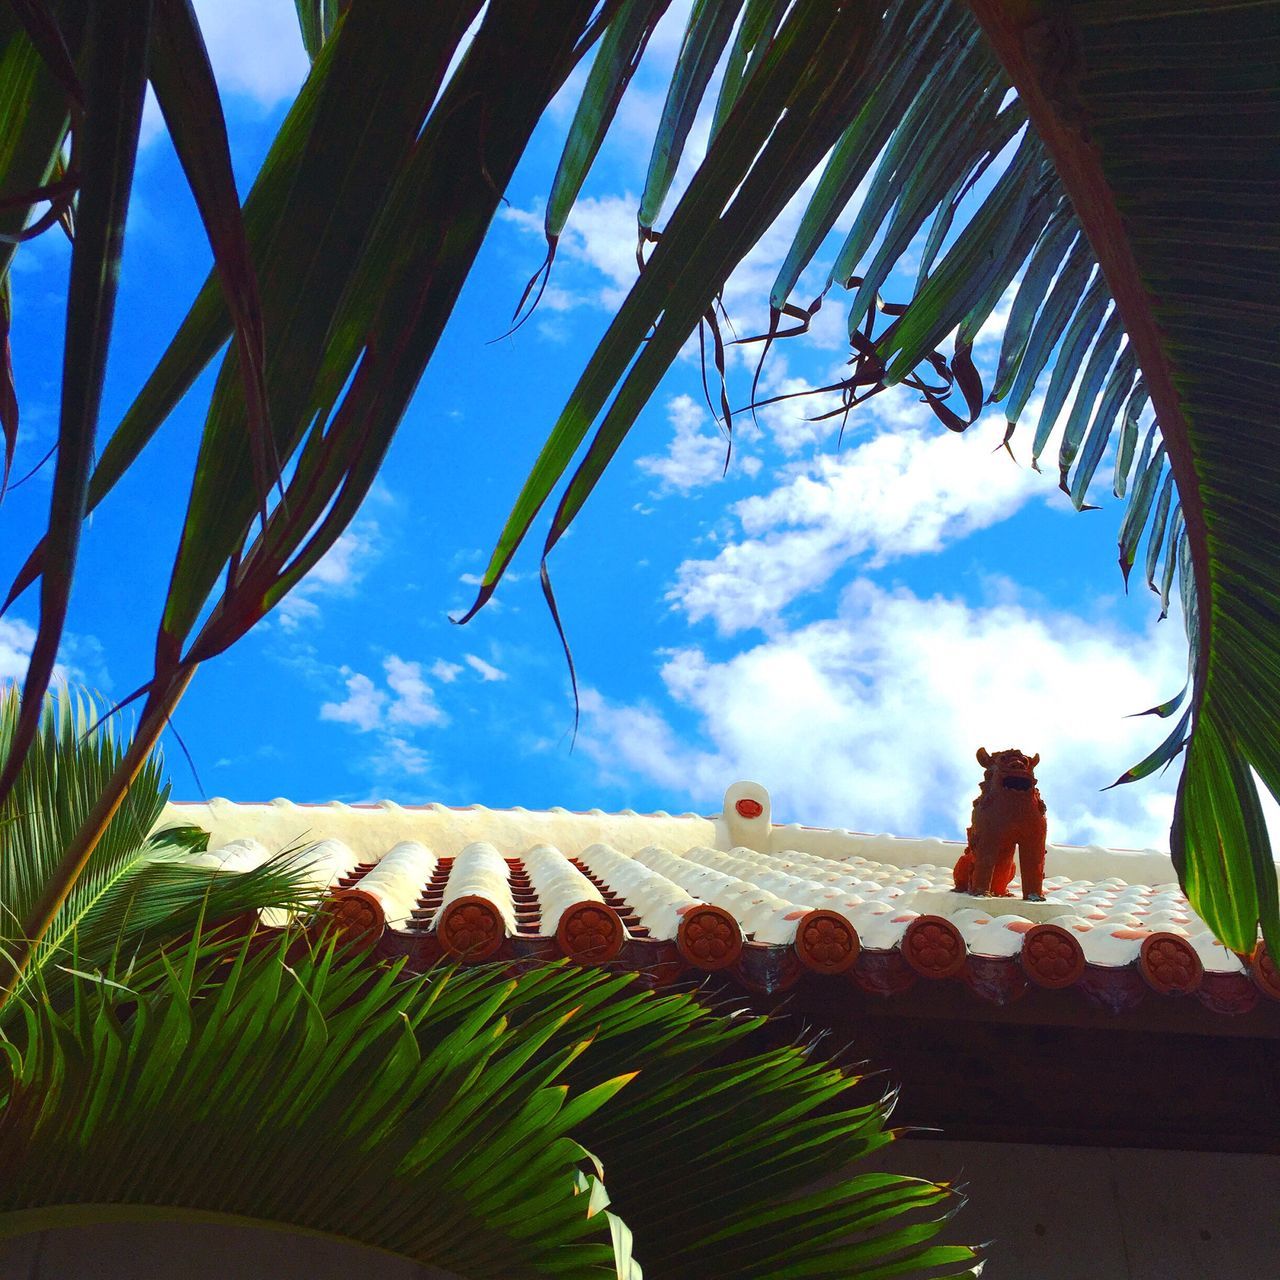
0 0 1275 995
0 685 980 1278
0 685 312 1016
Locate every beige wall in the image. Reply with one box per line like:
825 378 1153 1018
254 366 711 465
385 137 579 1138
3 1141 1276 1278
0 1221 461 1280
870 1139 1280 1279
0 1218 468 1280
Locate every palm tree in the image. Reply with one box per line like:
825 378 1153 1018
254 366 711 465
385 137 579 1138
0 684 313 1012
0 1 1274 995
0 686 979 1278
2 929 984 1278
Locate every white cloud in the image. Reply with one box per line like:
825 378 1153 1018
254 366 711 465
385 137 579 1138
321 654 448 733
750 358 850 456
142 4 308 147
315 653 458 786
636 394 760 492
503 194 641 311
320 670 385 732
193 0 309 105
0 618 39 685
465 654 507 682
671 402 1064 635
0 617 108 691
305 525 373 588
277 522 380 632
384 656 447 728
369 735 431 778
579 579 1191 850
502 166 831 345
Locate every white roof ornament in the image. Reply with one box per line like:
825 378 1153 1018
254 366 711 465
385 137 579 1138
723 781 771 853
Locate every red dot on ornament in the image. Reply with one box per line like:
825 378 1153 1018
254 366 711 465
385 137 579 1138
735 798 764 819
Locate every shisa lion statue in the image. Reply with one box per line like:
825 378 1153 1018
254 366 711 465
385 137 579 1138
952 747 1047 901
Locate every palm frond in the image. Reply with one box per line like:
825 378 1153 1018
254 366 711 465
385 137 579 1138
292 0 343 63
1 685 169 942
451 964 980 1279
576 1044 974 1279
0 686 317 1018
467 0 1124 602
0 274 16 496
0 934 979 1278
149 0 274 525
0 6 76 282
969 0 1280 956
0 937 627 1278
0 0 271 807
0 2 153 807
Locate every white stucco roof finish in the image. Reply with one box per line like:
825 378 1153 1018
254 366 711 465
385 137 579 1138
161 782 1280 1017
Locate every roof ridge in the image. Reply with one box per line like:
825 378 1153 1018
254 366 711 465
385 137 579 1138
165 796 1165 855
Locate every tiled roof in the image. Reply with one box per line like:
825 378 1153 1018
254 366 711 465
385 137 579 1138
167 784 1280 1018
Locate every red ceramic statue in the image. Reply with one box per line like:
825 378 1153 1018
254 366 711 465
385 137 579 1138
952 747 1047 900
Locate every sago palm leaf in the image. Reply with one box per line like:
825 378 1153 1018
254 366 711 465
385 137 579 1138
0 686 316 1019
459 0 1280 958
461 962 980 1280
0 934 980 1279
0 935 634 1279
574 1039 976 1280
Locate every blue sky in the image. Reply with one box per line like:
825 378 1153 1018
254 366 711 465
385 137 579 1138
0 3 1202 848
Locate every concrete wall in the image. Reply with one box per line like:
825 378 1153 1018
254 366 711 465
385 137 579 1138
869 1139 1280 1279
0 1221 461 1280
3 1142 1275 1277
